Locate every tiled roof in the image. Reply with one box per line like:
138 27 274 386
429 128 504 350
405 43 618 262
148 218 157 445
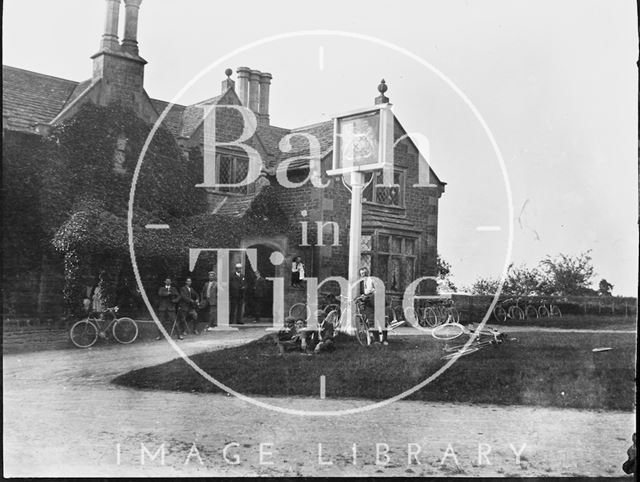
2 66 79 132
149 98 187 137
274 120 334 171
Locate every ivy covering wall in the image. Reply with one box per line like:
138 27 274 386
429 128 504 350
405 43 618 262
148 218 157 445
3 102 289 317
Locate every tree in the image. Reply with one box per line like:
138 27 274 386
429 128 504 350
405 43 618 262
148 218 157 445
467 277 501 295
436 255 457 293
538 251 596 296
598 278 614 296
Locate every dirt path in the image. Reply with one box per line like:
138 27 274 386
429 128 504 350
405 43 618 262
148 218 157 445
3 328 635 477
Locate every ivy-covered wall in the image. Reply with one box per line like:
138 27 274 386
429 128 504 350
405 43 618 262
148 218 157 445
2 102 289 318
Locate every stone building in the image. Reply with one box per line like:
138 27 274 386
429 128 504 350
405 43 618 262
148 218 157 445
2 0 445 315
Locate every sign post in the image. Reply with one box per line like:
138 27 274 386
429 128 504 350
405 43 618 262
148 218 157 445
327 80 394 335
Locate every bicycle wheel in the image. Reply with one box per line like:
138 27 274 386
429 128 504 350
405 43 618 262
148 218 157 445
510 306 525 320
538 306 550 317
416 307 429 327
524 305 538 319
289 303 309 321
425 307 440 327
354 315 369 346
432 322 465 340
441 345 480 360
112 317 138 344
550 305 562 317
493 306 507 323
70 319 99 348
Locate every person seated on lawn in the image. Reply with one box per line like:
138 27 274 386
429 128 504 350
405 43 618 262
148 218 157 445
275 316 311 354
312 314 336 354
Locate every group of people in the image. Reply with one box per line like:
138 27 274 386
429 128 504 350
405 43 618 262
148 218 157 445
275 265 394 354
154 263 270 340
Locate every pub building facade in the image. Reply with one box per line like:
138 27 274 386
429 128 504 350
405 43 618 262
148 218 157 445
2 0 445 315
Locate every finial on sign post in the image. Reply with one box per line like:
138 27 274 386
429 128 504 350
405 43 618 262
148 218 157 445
375 79 390 104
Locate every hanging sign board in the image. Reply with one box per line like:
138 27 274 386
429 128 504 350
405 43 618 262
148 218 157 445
327 103 394 176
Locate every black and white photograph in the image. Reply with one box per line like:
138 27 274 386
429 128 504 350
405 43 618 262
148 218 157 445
2 0 637 477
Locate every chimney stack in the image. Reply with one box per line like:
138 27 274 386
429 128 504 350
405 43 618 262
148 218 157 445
100 0 121 51
236 67 251 107
121 0 143 55
248 70 261 113
258 72 272 125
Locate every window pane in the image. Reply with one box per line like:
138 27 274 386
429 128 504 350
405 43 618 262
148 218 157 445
389 257 401 291
360 253 372 272
391 236 402 253
402 257 415 291
377 255 389 284
378 235 389 253
361 234 372 252
405 238 415 255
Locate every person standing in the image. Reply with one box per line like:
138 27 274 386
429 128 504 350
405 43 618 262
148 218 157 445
291 256 304 289
229 263 246 325
253 270 268 322
156 277 180 340
177 277 199 335
358 267 388 346
200 271 218 331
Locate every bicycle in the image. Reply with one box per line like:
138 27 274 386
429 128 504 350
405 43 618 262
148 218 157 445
69 306 139 348
324 295 370 346
537 299 562 318
416 298 459 327
493 297 525 323
440 324 508 360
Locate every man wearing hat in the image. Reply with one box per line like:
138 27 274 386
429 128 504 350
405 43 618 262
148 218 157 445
229 263 246 325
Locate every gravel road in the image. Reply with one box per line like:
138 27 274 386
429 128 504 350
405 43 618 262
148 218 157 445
3 327 635 477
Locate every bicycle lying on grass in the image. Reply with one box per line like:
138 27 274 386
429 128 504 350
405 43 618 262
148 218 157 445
69 306 139 348
431 320 511 360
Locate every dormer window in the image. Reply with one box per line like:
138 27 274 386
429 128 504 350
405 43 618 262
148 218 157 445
214 152 254 195
363 170 404 207
113 135 128 174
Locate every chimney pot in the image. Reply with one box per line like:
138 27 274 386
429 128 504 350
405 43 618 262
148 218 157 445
258 72 272 126
236 66 251 107
121 0 143 55
101 0 121 51
248 69 261 113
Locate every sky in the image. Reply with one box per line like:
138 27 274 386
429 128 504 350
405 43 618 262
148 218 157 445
3 0 638 295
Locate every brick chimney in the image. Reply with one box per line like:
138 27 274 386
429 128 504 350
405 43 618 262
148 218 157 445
258 72 272 125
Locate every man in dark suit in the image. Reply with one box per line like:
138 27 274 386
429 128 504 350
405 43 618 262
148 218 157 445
156 277 180 340
177 277 199 335
200 270 217 331
229 263 246 325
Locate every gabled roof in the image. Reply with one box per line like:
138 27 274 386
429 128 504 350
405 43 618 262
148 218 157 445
2 66 79 132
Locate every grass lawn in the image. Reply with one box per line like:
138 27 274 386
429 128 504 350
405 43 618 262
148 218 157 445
113 330 636 411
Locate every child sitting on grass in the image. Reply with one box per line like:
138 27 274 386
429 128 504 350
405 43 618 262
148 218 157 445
275 316 312 355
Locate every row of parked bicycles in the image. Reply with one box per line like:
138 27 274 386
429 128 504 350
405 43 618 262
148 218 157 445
492 297 563 322
289 294 564 330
